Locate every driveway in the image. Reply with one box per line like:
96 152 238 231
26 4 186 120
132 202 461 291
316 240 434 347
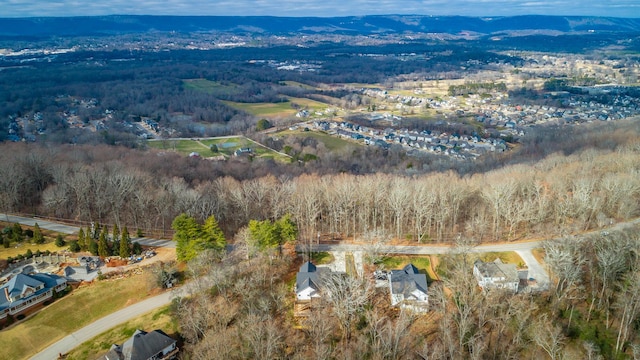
516 250 550 290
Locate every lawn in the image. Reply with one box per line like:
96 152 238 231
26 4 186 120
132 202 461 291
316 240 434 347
309 251 334 265
65 305 177 360
379 255 436 282
147 138 209 155
222 100 298 118
0 222 72 260
281 81 317 90
183 79 240 96
147 136 291 162
476 251 525 267
0 274 156 360
285 96 329 111
278 129 356 152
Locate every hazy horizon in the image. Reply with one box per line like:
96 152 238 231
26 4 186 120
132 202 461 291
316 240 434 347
1 0 639 19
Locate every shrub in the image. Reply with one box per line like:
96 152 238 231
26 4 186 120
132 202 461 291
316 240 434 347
55 235 66 247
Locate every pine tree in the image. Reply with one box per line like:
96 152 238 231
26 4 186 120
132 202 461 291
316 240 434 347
77 228 86 251
119 226 131 258
33 223 44 244
93 222 101 240
202 215 226 251
98 228 109 258
88 239 98 256
55 234 66 247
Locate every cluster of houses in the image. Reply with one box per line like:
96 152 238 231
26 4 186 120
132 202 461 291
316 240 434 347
294 258 521 314
312 120 508 159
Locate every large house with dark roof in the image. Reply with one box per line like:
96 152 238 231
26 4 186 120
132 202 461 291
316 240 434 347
104 329 178 360
0 273 67 323
295 261 324 301
388 263 429 310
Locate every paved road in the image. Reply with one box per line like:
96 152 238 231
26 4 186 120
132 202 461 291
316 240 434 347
30 289 180 360
303 241 543 255
0 213 175 248
1 214 79 235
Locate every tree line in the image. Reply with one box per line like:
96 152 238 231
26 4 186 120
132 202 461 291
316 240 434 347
1 136 638 245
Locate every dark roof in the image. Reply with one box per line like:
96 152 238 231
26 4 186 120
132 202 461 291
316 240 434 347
105 329 177 360
0 273 66 311
389 263 428 298
296 261 320 293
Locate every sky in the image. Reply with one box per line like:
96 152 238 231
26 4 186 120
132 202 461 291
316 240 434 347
0 0 638 18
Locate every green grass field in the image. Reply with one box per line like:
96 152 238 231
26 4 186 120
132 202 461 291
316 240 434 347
147 138 211 154
148 136 291 162
281 81 317 90
183 79 240 96
278 129 356 152
222 100 298 118
286 96 329 111
379 255 436 281
65 305 177 360
0 222 72 260
476 251 524 267
0 274 155 360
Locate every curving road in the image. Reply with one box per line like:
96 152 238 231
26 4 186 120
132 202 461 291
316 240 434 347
30 289 179 360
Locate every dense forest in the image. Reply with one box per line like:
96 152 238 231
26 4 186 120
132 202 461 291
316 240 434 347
1 118 638 244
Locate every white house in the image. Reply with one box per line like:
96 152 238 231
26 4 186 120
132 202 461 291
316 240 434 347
0 273 67 323
473 259 519 293
388 264 429 310
295 261 324 301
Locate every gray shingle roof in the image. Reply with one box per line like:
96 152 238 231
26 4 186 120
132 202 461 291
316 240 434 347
389 263 428 298
105 329 177 360
296 261 321 293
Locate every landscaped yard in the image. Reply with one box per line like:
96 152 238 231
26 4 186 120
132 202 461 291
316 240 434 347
0 222 72 260
64 305 177 360
379 255 436 282
476 251 525 267
0 274 157 360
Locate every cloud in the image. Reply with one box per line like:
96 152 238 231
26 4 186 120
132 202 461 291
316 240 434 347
0 0 637 18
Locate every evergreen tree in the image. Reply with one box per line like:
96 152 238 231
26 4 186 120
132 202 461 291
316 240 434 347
33 223 44 244
112 224 120 253
55 234 65 247
69 241 80 252
172 213 202 262
98 228 109 257
88 239 98 256
92 222 101 240
202 215 226 251
119 226 131 258
11 223 23 243
2 234 9 248
132 242 142 255
77 228 86 251
276 214 298 242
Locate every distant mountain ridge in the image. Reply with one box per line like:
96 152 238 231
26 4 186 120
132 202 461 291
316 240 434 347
0 15 639 37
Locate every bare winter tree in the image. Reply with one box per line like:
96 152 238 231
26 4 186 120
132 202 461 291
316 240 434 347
322 272 372 342
530 314 565 360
